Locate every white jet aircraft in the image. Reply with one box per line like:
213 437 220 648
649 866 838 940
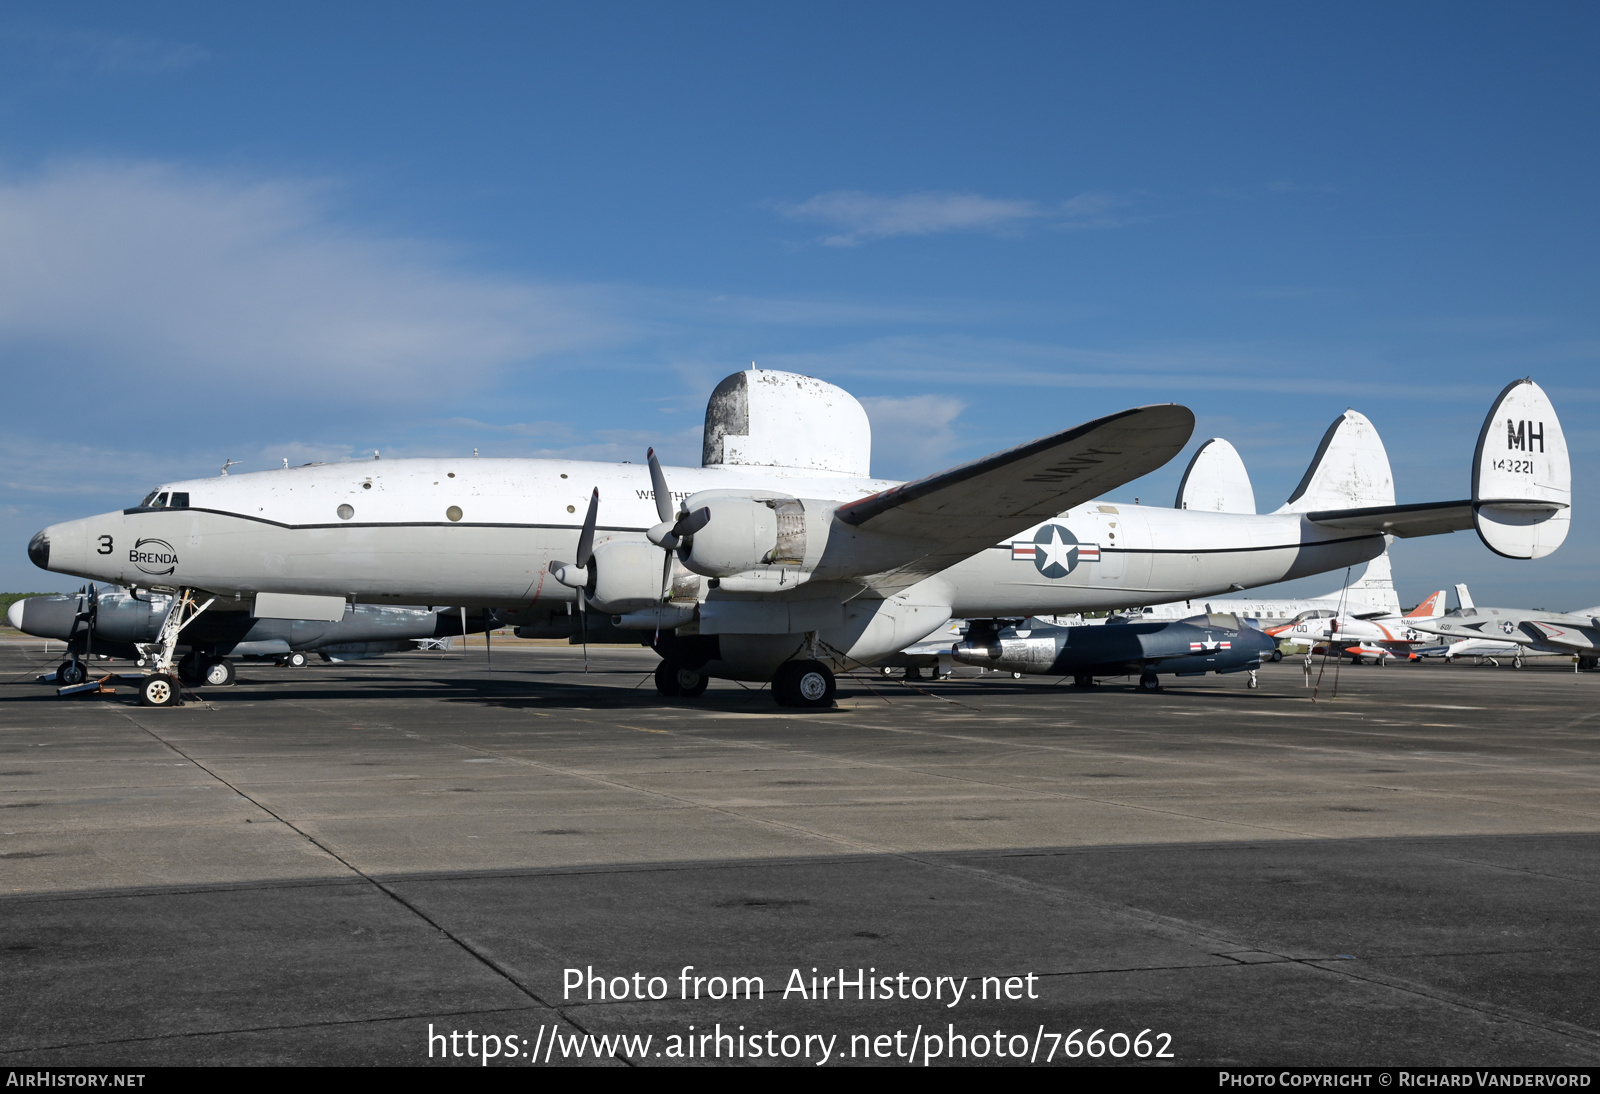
1411 584 1600 670
27 372 1570 707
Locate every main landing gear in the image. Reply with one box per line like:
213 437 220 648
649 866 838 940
178 653 237 688
654 662 709 698
773 660 835 708
1137 672 1162 693
57 659 88 686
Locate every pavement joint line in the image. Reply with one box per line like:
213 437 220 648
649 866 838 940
1299 959 1600 1054
109 708 621 1062
0 1003 562 1057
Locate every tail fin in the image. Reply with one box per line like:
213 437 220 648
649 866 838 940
1341 550 1402 616
1454 583 1475 611
1174 438 1256 513
1275 410 1395 514
1473 379 1570 559
1404 590 1448 619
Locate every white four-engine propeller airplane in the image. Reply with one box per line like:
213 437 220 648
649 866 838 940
27 371 1570 706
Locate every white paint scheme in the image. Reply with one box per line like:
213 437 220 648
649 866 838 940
1175 438 1255 514
29 370 1569 684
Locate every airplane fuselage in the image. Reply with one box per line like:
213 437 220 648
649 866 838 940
34 456 1386 619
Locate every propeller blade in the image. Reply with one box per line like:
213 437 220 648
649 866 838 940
485 609 493 673
661 549 674 600
575 488 599 567
647 448 674 524
673 506 711 539
577 589 589 672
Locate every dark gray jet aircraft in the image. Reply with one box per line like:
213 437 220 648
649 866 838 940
9 586 491 687
951 612 1276 691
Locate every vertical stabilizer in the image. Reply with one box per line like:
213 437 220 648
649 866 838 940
1472 379 1570 559
1404 590 1448 619
1454 583 1476 611
1274 410 1395 514
1340 550 1402 616
1174 438 1256 513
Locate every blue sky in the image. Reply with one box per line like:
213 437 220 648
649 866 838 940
1 3 1595 607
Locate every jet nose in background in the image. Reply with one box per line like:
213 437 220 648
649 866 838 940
27 529 48 570
7 596 75 640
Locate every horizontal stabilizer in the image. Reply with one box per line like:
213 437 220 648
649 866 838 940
836 404 1194 589
1473 379 1570 559
1174 438 1256 513
1304 499 1473 538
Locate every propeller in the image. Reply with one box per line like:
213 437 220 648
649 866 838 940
549 488 600 669
645 448 710 601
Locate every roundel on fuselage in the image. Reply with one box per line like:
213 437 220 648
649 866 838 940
1031 524 1081 579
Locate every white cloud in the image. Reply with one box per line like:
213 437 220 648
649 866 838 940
0 160 623 404
859 394 966 477
775 189 1126 246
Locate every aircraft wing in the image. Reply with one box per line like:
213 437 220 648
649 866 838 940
834 404 1194 592
1303 500 1474 538
1521 620 1600 652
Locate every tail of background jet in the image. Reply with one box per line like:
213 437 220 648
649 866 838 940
1174 438 1256 514
1337 549 1402 616
1455 583 1475 611
1404 589 1448 619
1274 410 1395 514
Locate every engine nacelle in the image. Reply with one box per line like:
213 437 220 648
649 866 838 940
677 491 831 579
586 540 665 614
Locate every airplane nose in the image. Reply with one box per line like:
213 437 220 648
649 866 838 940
6 599 23 630
28 519 92 578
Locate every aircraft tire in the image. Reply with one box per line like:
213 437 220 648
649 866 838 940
58 660 87 686
202 658 236 687
1138 672 1162 693
773 660 835 708
676 668 709 697
1270 649 1283 663
1073 674 1094 689
653 661 682 697
286 651 308 667
138 674 179 707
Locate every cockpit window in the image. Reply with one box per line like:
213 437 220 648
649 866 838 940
170 492 189 508
138 491 161 507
